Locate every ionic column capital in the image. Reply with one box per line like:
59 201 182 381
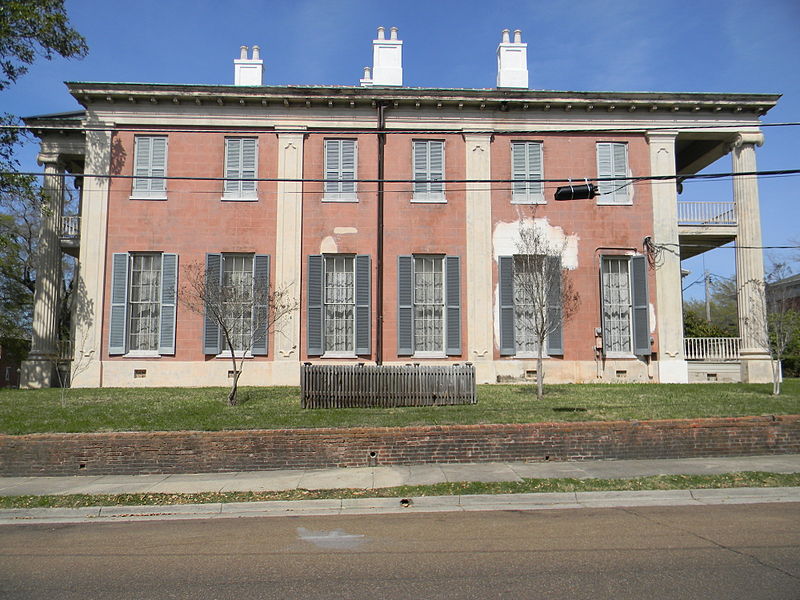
731 132 764 150
37 153 64 168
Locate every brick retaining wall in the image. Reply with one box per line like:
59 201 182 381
1 415 799 476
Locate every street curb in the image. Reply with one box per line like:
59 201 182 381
2 487 799 526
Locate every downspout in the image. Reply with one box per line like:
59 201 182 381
376 101 387 365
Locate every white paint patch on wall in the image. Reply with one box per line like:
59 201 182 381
333 227 358 235
320 236 337 254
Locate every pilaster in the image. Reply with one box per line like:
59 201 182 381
273 128 305 383
731 132 772 383
646 131 688 383
463 133 495 383
20 155 65 388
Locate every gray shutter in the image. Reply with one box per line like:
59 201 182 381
355 254 371 356
413 141 427 196
224 138 241 195
546 256 564 355
511 142 527 197
529 142 543 196
109 252 129 355
150 137 167 193
445 255 461 356
203 253 222 355
397 255 414 355
498 256 515 355
612 143 628 203
307 255 324 356
241 138 257 194
158 253 178 355
429 141 444 196
596 142 613 198
252 254 270 356
324 139 339 195
631 254 650 356
133 137 151 193
341 139 356 195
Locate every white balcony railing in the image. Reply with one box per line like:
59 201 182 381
684 337 740 361
677 202 736 226
61 215 80 238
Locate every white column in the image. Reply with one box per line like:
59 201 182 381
732 132 772 383
463 133 495 383
69 126 112 388
273 127 305 384
647 131 688 383
20 155 65 388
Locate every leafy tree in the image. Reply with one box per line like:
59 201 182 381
683 275 739 337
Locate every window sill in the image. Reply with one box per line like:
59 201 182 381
604 352 637 359
515 352 549 359
411 195 447 204
322 196 358 203
412 352 447 359
221 195 258 202
123 351 160 358
511 196 546 205
129 194 167 201
322 352 358 359
216 351 253 359
596 200 633 206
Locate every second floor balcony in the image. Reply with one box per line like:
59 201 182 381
677 201 736 226
60 215 80 257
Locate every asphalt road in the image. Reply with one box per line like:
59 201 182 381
2 503 799 599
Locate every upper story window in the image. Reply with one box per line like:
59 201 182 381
109 252 178 357
596 142 631 205
511 142 545 204
412 140 445 203
323 139 357 202
223 138 258 201
131 136 167 199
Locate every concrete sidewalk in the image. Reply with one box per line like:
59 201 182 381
2 454 799 497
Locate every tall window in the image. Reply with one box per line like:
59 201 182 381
131 136 167 198
414 256 445 353
412 140 445 202
596 142 631 204
511 141 544 204
222 254 255 352
109 252 178 356
512 256 539 354
323 139 357 201
324 255 355 353
601 257 632 354
128 254 162 352
223 137 257 200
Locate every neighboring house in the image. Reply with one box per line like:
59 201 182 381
20 28 779 388
0 339 27 388
767 273 800 312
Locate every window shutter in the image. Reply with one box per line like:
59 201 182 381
612 143 628 203
355 254 371 355
340 139 356 195
150 137 167 193
498 255 516 355
445 255 461 356
631 254 650 356
241 138 257 194
413 141 428 196
225 138 242 195
203 253 222 355
397 255 414 355
429 141 444 196
252 254 270 355
529 143 543 196
546 256 564 355
324 140 339 195
109 252 129 355
597 143 614 198
133 137 151 193
158 253 178 355
307 255 324 356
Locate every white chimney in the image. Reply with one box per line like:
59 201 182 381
497 29 528 89
365 26 402 87
359 66 373 87
234 45 264 86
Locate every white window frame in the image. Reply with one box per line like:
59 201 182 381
412 140 446 203
512 255 548 358
125 253 162 358
216 254 255 358
322 255 357 357
596 142 632 206
413 255 446 357
601 256 635 357
511 141 545 205
322 139 358 202
222 137 258 201
130 136 168 200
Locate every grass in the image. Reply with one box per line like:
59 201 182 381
1 472 797 509
0 380 798 435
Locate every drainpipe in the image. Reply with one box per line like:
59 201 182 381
376 101 387 365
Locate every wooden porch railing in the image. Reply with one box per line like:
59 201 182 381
684 337 740 361
61 215 80 238
301 363 476 409
677 202 736 226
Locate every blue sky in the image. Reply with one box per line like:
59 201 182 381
3 0 798 297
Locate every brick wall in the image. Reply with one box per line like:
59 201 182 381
1 416 798 476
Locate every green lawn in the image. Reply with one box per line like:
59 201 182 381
1 380 798 435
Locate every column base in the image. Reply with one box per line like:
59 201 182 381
657 359 689 383
740 351 775 384
19 358 59 389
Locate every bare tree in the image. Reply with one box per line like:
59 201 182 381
512 218 580 400
760 261 800 395
181 260 297 406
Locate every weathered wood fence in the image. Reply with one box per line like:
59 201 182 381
301 363 477 408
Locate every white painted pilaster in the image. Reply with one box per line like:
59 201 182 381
732 132 772 383
464 133 495 383
273 128 305 383
647 131 688 383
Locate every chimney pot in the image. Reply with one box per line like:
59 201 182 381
502 29 510 43
377 26 385 40
252 45 260 60
513 29 522 43
390 27 398 40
